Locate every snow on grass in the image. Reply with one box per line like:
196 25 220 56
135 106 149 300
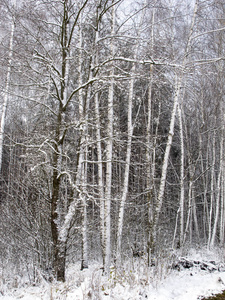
1 247 225 299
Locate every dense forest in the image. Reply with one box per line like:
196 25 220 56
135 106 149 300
0 0 224 283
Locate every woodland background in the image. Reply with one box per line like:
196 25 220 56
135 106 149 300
0 0 224 283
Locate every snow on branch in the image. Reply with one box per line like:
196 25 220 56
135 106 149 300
191 26 225 40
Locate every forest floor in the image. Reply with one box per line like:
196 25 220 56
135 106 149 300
1 247 225 300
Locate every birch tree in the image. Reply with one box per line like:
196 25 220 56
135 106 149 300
0 17 14 173
93 8 105 266
210 125 224 247
103 1 116 273
115 37 136 266
152 0 199 247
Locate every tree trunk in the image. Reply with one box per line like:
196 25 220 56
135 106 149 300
178 103 185 247
0 20 15 173
50 1 70 281
146 6 156 264
104 2 115 273
210 119 224 247
93 17 105 265
154 76 180 227
51 144 66 281
153 0 199 245
78 16 89 271
192 189 200 239
95 90 105 265
207 130 216 249
116 63 134 265
183 163 194 245
220 162 225 245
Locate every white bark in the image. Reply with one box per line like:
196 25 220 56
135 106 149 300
207 130 216 249
116 0 151 264
81 188 88 269
104 2 115 273
220 159 225 245
199 97 209 241
104 81 113 272
116 64 134 264
172 102 185 248
220 111 225 245
178 103 185 246
172 207 180 249
155 77 180 225
78 21 89 269
93 26 105 261
183 168 194 245
154 0 199 231
0 20 15 173
95 90 105 260
210 120 224 247
192 189 200 239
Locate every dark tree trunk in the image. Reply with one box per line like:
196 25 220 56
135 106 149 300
51 142 66 281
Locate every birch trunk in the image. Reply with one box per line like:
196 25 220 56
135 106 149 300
192 189 200 239
210 122 224 247
116 64 134 265
95 90 105 264
0 20 15 173
178 103 185 246
207 130 216 249
104 82 113 273
220 161 225 245
104 2 115 273
172 103 185 249
78 19 89 270
199 99 209 242
153 0 199 241
154 76 180 227
220 113 225 245
116 1 151 264
183 171 193 245
93 23 105 264
81 192 88 269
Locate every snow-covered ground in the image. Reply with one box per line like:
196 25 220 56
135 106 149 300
1 248 225 300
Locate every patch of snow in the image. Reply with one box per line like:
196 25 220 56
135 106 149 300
1 248 225 299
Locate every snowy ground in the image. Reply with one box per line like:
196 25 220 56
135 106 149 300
1 248 225 300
